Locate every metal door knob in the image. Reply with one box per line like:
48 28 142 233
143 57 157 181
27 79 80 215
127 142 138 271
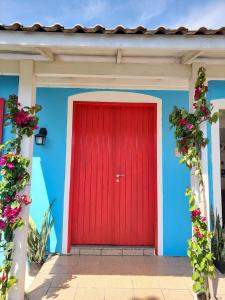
116 174 125 178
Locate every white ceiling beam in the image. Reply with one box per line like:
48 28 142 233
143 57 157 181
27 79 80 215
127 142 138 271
0 52 44 61
2 31 225 51
195 57 225 65
36 75 188 90
55 54 179 64
34 61 191 79
0 60 19 74
57 54 115 63
36 47 55 62
123 56 179 64
181 50 203 64
207 65 225 79
116 50 122 64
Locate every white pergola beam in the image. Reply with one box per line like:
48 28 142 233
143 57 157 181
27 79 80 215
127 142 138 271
181 50 203 64
0 52 44 61
57 54 115 63
56 54 179 64
34 61 191 79
36 75 188 90
2 58 225 80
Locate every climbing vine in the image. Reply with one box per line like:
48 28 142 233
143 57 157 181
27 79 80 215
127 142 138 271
0 95 41 299
169 67 218 297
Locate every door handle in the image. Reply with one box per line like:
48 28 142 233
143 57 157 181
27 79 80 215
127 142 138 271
116 174 125 178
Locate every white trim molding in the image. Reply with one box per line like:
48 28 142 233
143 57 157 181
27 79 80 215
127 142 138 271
62 91 163 255
211 99 225 218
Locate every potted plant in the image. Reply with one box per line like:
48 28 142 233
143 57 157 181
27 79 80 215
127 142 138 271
27 202 54 276
212 214 225 273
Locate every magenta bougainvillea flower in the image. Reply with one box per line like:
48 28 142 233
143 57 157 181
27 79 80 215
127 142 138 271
180 147 187 154
2 205 21 221
14 110 31 126
186 123 193 130
15 194 31 206
7 163 15 169
178 119 188 125
201 216 207 222
0 220 6 230
0 158 6 166
194 87 202 100
196 232 203 239
1 273 7 284
191 208 201 219
0 94 41 296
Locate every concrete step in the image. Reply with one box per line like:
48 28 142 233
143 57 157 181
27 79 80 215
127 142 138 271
70 246 155 256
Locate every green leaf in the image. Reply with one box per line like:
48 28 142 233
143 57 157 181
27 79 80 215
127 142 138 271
192 271 200 281
193 281 202 293
7 276 17 288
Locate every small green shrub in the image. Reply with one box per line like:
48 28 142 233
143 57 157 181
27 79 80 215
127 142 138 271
212 214 225 262
27 202 54 264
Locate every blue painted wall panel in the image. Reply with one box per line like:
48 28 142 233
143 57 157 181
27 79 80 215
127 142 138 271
0 76 191 256
0 76 19 143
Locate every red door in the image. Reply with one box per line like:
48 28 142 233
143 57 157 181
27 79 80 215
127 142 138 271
70 102 157 246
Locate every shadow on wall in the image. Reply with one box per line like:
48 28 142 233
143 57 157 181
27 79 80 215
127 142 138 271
30 157 58 253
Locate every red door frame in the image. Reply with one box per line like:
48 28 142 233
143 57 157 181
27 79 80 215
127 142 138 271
67 101 158 253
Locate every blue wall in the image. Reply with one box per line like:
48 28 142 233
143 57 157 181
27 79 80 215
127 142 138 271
0 75 191 256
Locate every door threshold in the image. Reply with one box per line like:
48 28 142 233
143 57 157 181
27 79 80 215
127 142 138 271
70 245 155 256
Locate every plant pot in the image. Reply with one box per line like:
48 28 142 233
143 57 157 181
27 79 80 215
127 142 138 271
196 292 207 300
28 262 42 277
214 260 225 274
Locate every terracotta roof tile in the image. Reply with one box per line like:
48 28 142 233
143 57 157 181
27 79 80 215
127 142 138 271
0 23 225 35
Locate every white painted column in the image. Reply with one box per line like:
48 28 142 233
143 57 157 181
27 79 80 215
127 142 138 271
8 60 36 300
189 63 200 204
190 63 215 300
189 63 210 221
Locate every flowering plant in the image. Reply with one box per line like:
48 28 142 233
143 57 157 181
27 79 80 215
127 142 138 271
0 95 41 299
170 67 218 298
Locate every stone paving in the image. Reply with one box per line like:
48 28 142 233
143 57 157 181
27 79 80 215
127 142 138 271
25 255 225 300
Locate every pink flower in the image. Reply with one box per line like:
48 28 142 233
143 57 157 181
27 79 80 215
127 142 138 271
205 85 208 92
193 103 198 109
186 123 193 130
178 119 188 126
4 197 11 203
194 87 202 100
2 205 21 221
20 195 31 206
201 216 207 222
14 110 31 126
180 147 187 154
194 226 199 232
0 158 6 167
0 220 6 230
197 232 203 239
1 273 7 284
7 163 15 169
32 125 38 131
191 209 201 219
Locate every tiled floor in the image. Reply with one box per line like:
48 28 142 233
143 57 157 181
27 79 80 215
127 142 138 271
25 255 225 300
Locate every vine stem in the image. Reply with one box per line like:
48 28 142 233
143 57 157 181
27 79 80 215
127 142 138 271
198 158 216 300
